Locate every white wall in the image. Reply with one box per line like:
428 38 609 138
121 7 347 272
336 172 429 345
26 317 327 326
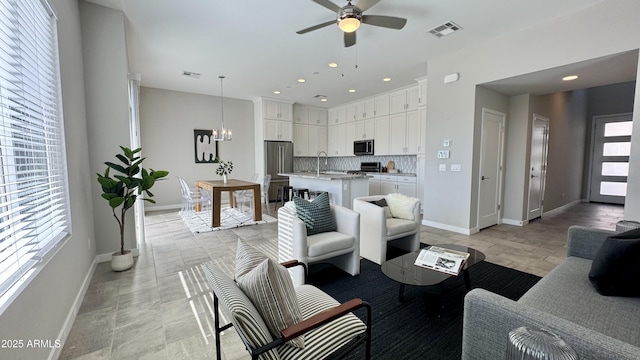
80 2 134 255
0 0 97 358
139 87 256 209
425 0 640 232
502 94 531 224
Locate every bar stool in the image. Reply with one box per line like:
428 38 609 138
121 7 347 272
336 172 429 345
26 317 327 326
292 188 309 200
276 185 294 209
308 190 328 200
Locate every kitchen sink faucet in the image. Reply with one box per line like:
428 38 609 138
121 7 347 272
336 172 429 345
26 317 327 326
317 151 328 177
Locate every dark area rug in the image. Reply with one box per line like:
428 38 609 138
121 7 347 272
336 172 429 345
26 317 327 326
308 253 541 360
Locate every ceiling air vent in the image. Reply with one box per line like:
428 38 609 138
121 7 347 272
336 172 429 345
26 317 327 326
428 21 462 38
182 70 201 79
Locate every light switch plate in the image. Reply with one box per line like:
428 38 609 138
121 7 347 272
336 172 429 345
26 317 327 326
451 164 462 172
443 139 451 147
437 150 450 159
439 164 446 172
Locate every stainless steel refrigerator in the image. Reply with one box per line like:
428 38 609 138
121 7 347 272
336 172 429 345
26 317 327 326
264 141 293 201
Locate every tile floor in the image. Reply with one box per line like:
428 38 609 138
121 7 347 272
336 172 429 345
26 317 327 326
58 202 624 359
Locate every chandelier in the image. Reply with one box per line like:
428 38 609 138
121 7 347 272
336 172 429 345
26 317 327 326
213 75 232 141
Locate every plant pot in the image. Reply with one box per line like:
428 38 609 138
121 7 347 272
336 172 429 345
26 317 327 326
223 174 228 184
111 250 134 271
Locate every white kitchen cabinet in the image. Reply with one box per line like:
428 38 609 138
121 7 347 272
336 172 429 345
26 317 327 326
374 94 390 117
389 87 419 114
355 99 375 120
418 80 428 107
345 122 356 155
293 105 309 124
389 109 419 155
264 99 292 121
374 116 390 155
309 124 327 155
368 174 381 195
345 104 357 122
328 123 348 157
264 119 292 141
293 124 308 156
355 118 375 140
309 107 328 125
379 175 417 197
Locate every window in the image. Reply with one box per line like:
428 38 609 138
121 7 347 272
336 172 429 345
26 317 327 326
0 0 70 304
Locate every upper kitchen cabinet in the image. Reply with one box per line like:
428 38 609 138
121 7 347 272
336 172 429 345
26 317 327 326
389 109 420 155
328 106 346 125
294 105 327 125
355 98 375 120
264 99 292 121
389 86 419 114
374 94 390 117
417 77 428 107
264 119 292 141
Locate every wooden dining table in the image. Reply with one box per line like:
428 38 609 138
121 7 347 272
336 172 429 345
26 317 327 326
195 179 262 228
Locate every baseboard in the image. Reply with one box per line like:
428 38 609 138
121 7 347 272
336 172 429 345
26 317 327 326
96 248 141 263
49 256 98 360
422 219 477 235
542 200 581 218
502 218 528 226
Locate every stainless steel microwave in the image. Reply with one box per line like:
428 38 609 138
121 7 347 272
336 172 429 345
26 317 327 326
354 139 374 155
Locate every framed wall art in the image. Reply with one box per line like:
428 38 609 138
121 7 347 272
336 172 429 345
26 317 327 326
194 129 220 163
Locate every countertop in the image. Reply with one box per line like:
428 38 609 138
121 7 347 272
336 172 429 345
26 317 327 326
279 172 369 180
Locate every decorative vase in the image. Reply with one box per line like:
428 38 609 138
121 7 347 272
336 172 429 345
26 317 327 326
111 250 134 271
223 174 228 184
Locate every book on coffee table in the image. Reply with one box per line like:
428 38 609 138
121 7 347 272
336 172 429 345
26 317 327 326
414 246 471 276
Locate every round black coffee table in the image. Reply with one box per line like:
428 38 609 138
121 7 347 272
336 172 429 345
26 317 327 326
381 244 485 305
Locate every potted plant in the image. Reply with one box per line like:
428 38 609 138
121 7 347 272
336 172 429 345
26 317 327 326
216 160 233 183
97 146 169 271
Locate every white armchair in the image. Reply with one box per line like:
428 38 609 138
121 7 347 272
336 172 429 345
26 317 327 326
278 203 360 285
353 195 421 265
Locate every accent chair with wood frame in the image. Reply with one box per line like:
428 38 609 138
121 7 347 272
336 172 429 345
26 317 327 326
203 260 372 360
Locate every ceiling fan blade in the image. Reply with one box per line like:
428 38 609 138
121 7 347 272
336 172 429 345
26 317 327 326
344 31 356 47
355 0 380 12
296 20 336 34
361 15 407 30
311 0 342 13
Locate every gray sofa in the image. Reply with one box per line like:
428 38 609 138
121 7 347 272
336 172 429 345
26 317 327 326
462 226 640 360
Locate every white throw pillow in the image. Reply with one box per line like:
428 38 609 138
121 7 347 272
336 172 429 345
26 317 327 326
385 193 419 221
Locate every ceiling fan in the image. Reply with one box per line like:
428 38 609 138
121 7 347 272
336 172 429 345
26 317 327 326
296 0 407 47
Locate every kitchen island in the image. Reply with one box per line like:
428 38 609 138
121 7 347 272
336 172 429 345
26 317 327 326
279 172 369 209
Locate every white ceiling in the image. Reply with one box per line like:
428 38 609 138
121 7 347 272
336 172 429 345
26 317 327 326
84 0 636 107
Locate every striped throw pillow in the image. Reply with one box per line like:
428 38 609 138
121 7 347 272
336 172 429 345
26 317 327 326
237 258 305 349
292 192 337 236
235 239 268 280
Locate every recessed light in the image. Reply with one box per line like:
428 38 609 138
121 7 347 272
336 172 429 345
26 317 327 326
562 75 579 81
383 77 391 82
328 62 338 68
297 78 306 83
321 98 328 102
273 90 281 95
349 89 356 93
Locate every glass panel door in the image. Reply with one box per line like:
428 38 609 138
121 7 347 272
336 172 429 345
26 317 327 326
590 114 633 204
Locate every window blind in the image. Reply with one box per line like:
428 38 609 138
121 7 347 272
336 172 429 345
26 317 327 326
0 0 70 299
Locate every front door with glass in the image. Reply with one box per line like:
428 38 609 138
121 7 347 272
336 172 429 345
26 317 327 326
590 114 633 204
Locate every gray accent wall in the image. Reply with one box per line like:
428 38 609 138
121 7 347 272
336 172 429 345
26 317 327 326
0 0 97 358
139 87 256 209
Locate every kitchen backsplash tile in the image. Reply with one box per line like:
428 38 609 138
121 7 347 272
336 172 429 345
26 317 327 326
294 155 417 174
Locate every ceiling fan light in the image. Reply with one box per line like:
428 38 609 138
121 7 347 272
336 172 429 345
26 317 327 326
339 17 360 33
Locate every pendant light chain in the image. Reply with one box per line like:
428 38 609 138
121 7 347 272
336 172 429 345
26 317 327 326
213 75 232 141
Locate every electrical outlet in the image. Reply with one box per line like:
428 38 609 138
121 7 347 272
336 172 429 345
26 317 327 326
439 164 446 171
451 164 462 172
443 139 451 147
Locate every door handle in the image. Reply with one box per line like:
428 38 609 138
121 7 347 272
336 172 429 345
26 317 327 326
481 175 490 180
531 174 537 178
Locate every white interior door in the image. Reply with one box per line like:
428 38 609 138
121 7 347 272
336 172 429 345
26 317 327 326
478 108 505 230
527 114 549 220
590 114 633 204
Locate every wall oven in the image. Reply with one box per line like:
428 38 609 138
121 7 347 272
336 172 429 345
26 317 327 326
354 139 374 155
